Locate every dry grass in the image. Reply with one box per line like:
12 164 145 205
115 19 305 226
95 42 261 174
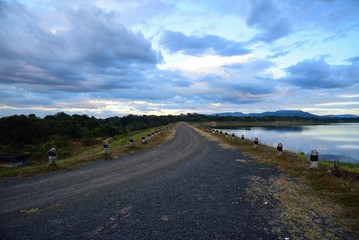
195 125 359 236
246 175 348 239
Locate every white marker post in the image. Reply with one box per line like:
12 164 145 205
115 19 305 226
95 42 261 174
277 143 283 156
48 148 57 166
254 138 259 149
103 141 109 155
310 150 319 169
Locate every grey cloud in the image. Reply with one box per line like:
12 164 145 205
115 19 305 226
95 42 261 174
195 71 277 104
62 6 162 65
246 0 292 42
0 84 59 107
211 59 277 102
158 70 192 87
283 59 359 89
268 51 290 59
269 40 309 58
0 1 162 92
84 67 192 101
218 58 274 71
159 30 250 56
228 79 276 97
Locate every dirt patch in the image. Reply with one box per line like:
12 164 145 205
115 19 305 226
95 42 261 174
162 127 176 142
235 159 247 163
19 208 40 215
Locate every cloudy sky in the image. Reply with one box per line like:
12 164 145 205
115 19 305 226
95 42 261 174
1 0 358 117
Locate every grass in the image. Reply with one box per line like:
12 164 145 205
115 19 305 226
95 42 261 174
0 125 175 178
320 160 359 173
196 125 359 234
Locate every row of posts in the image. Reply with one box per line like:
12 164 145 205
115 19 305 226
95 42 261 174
105 127 168 152
48 126 169 166
208 127 319 169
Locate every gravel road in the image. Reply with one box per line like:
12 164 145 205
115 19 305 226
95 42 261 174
1 122 288 239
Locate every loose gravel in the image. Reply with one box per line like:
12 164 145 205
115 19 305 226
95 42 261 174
0 123 324 239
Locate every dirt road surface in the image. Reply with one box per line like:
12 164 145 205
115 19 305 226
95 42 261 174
0 122 346 239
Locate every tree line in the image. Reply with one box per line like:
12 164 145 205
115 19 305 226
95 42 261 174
1 112 357 148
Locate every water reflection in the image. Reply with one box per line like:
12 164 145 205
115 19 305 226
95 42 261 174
239 126 305 132
221 123 359 163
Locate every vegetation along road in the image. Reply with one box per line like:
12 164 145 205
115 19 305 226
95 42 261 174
0 123 356 239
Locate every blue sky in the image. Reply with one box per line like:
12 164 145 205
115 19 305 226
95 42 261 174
0 0 358 117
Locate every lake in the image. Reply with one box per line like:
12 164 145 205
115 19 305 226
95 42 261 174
220 123 359 163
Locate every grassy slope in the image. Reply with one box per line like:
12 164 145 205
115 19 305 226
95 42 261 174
0 125 175 178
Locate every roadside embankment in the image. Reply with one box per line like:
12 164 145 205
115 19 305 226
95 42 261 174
194 124 359 236
0 124 176 178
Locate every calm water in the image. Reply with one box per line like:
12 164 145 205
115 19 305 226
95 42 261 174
221 123 359 163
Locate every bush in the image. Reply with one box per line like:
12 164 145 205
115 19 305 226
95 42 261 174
82 138 95 146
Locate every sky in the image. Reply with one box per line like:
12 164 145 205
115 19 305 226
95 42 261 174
0 0 358 118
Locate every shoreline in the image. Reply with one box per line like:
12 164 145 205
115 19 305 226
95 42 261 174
206 120 359 128
205 122 359 165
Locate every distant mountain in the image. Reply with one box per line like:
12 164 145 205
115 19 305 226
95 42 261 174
252 110 318 118
212 110 358 118
321 114 358 118
214 112 245 117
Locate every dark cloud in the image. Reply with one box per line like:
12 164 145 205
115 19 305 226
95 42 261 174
283 59 359 89
159 30 250 56
62 6 162 65
246 0 292 42
0 1 162 92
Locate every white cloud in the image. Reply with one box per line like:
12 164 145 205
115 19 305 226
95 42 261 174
316 102 359 107
166 54 254 75
210 103 222 108
338 94 359 98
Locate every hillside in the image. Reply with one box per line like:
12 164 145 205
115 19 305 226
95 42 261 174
213 110 358 118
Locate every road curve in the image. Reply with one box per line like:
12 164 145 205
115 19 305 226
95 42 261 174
0 122 284 239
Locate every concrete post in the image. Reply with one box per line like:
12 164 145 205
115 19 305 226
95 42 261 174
310 150 319 169
48 148 57 166
277 143 283 156
103 141 109 155
254 138 259 149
